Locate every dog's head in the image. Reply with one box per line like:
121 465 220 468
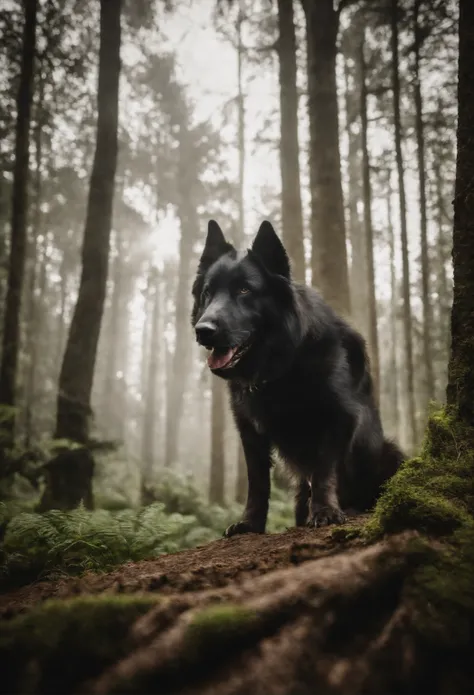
191 220 302 382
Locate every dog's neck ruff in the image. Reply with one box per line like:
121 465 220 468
235 376 269 393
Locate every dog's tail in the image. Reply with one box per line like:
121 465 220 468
346 436 406 513
362 438 406 511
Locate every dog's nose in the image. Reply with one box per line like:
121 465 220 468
195 321 218 347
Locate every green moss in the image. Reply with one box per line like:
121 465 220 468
186 604 258 647
330 524 362 542
409 527 474 647
0 594 160 694
365 408 474 541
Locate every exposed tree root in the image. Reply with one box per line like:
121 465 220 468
86 532 468 695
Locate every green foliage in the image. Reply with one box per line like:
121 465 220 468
144 470 242 532
266 498 294 533
0 503 209 588
146 469 293 534
0 466 294 589
365 409 474 540
0 594 160 694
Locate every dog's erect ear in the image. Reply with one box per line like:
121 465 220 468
198 220 233 272
251 221 291 279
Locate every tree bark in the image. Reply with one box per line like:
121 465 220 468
302 0 350 316
39 0 122 510
359 34 379 404
390 0 416 450
209 375 225 505
413 0 435 409
446 0 474 425
0 0 38 445
276 0 305 284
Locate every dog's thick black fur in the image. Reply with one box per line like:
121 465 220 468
191 219 404 536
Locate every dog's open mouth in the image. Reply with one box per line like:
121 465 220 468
207 341 251 370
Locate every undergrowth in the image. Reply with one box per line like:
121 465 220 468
0 470 293 588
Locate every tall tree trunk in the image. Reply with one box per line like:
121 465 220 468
0 0 38 447
302 0 350 316
39 0 122 511
209 375 225 505
413 0 435 409
115 258 132 450
23 85 44 448
139 265 151 417
101 231 123 441
56 249 69 378
390 0 416 451
141 268 160 502
219 1 249 504
164 133 198 469
446 0 474 423
235 3 248 504
433 158 450 401
276 0 305 284
343 56 367 338
387 174 400 440
359 34 379 404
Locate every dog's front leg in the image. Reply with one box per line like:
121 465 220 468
225 418 271 538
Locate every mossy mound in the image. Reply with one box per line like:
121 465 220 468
366 409 474 540
410 527 474 647
0 594 160 694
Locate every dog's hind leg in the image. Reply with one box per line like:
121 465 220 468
294 477 311 526
309 461 347 527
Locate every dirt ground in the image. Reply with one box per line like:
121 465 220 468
0 515 470 695
0 516 367 618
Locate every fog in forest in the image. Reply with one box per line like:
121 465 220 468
0 0 458 525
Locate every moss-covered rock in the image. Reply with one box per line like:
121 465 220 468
0 594 160 694
365 408 474 540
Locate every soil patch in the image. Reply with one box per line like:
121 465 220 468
0 516 368 618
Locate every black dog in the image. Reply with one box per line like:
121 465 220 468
191 219 404 536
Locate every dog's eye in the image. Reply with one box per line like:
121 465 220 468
238 287 250 295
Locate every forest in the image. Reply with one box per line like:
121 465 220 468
0 0 473 693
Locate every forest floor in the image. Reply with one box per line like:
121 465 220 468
0 516 368 618
0 513 469 694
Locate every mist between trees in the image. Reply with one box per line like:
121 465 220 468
0 0 457 511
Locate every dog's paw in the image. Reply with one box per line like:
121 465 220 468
308 506 347 528
224 521 264 538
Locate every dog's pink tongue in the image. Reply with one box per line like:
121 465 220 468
208 347 237 370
